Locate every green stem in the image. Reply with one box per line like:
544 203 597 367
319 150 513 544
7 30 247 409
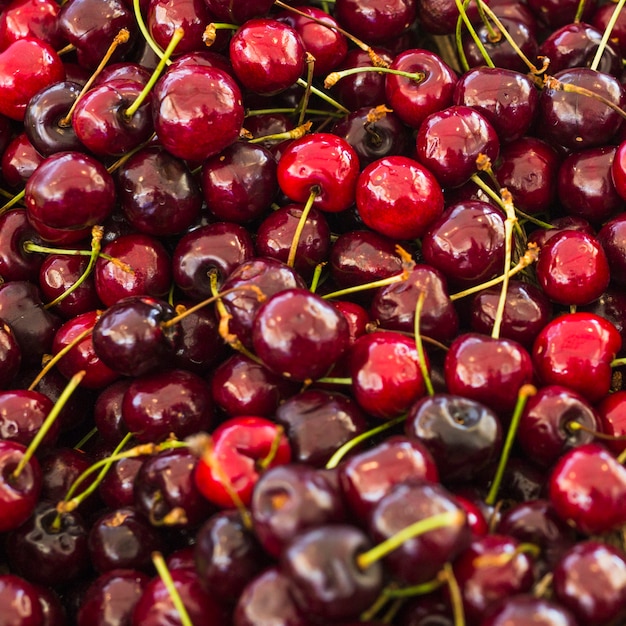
485 384 537 506
414 292 434 397
287 188 318 268
309 262 326 293
297 53 316 127
574 0 587 23
0 189 25 214
325 414 407 470
296 78 350 114
245 107 343 118
590 0 626 72
152 552 194 626
133 0 167 62
325 66 425 89
455 0 494 70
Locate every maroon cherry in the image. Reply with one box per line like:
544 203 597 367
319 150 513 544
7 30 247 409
0 321 21 390
481 595 578 626
147 0 211 56
0 209 45 283
0 574 45 626
1 132 44 189
203 0 273 23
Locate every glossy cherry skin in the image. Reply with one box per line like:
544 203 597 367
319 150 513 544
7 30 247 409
422 200 505 288
453 66 538 144
532 312 621 403
252 288 350 382
172 222 255 300
203 0 273 23
416 105 500 189
536 230 610 306
481 595 578 626
131 568 227 626
0 574 45 626
405 393 502 484
147 0 210 57
444 334 534 416
23 80 83 156
548 443 626 535
25 151 116 242
210 353 299 419
598 214 626 286
280 523 384 622
0 0 63 50
338 435 439 520
274 389 369 467
597 390 626 455
201 141 277 224
494 137 560 214
92 296 179 377
153 65 244 162
453 534 535 623
538 68 625 151
469 280 552 349
0 37 65 121
0 209 45 283
0 321 21 390
0 439 42 532
356 155 444 239
1 131 44 188
552 541 626 625
122 368 214 443
277 132 360 213
94 233 172 307
93 378 131 444
77 569 150 626
385 48 457 129
195 510 267 604
349 331 429 419
334 0 416 44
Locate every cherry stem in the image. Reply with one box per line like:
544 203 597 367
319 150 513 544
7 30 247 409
256 425 285 472
152 552 194 626
611 356 626 368
325 414 407 470
309 261 326 293
590 0 626 71
133 0 168 62
245 106 343 118
0 189 25 214
574 0 588 23
58 28 130 127
414 292 435 397
287 187 319 268
315 376 352 385
491 188 517 340
455 0 495 71
356 510 466 571
442 562 465 626
273 0 388 67
203 22 237 47
106 133 157 174
485 384 537 506
124 28 184 118
617 448 626 465
22 239 132 271
248 121 312 145
449 243 539 301
567 420 626 441
474 0 499 43
73 426 98 450
296 78 350 114
297 53 316 127
324 66 425 90
13 370 87 479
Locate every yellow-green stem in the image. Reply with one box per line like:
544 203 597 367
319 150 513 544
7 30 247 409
152 552 194 626
414 292 435 397
287 188 318 268
590 0 626 72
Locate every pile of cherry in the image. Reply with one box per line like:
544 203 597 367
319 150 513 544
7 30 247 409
2 0 626 623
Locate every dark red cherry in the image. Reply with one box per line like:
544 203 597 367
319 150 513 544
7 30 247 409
453 66 538 144
274 389 369 467
153 64 244 162
444 333 534 415
0 574 45 626
548 443 626 535
122 368 214 443
115 147 201 237
171 222 255 300
1 131 44 188
201 141 277 225
481 595 578 626
415 105 500 189
552 541 626 625
77 569 150 626
0 439 42 532
98 456 145 509
598 213 626 286
421 200 505 288
147 0 211 56
0 321 21 390
203 0 273 23
0 209 45 283
356 155 444 239
92 61 151 87
384 48 457 129
532 312 621 403
93 378 132 444
592 2 626 56
338 435 439 520
405 393 502 484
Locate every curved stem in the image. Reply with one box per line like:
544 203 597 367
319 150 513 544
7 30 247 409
324 66 424 89
133 0 167 62
455 0 494 69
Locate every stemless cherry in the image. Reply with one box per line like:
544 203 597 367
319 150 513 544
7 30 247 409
1 132 44 188
0 574 45 626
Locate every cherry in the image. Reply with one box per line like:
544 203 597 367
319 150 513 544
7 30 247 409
356 155 444 240
94 379 131 444
415 105 500 189
201 141 277 225
481 595 578 626
122 368 214 443
147 0 210 56
1 131 44 188
0 321 21 390
194 510 267 603
0 0 63 50
92 61 151 87
252 288 349 382
115 145 202 237
0 439 42 532
98 455 144 509
405 393 502 485
552 541 626 625
77 569 150 626
444 333 533 416
597 390 626 455
532 312 621 403
171 222 255 300
592 2 626 56
548 442 626 535
334 0 417 44
384 48 457 129
0 208 45 283
194 416 291 509
526 0 596 28
0 37 65 121
536 230 610 306
38 446 95 506
88 506 163 572
152 64 244 162
0 574 45 626
277 132 360 213
203 0 273 23
349 330 429 419
338 435 438 520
